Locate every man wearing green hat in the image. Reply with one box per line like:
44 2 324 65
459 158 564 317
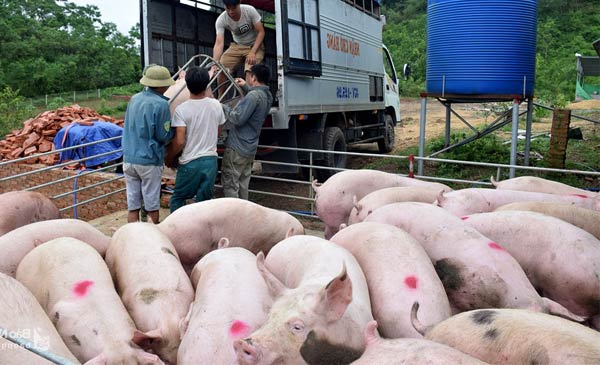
122 65 174 224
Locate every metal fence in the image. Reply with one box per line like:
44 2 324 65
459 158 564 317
1 136 599 223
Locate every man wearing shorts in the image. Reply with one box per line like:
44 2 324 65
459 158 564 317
213 0 265 94
122 65 174 223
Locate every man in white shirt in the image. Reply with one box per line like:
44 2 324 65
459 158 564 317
213 0 265 94
168 66 226 212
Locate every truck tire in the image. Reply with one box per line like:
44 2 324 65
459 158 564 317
377 114 396 153
316 127 347 181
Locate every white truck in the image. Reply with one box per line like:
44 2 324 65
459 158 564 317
141 0 402 179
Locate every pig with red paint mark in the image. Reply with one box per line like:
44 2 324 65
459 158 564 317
495 201 600 240
491 175 598 197
435 188 600 217
462 211 600 330
347 186 441 225
350 321 488 365
234 235 374 365
105 223 195 364
411 304 600 364
0 191 60 236
364 202 584 321
0 272 80 365
16 237 164 365
0 219 110 277
158 198 304 269
330 222 451 338
178 244 272 364
312 169 452 239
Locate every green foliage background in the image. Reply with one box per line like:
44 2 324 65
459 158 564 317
382 0 600 102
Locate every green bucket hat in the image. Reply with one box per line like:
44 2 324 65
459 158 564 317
140 65 175 87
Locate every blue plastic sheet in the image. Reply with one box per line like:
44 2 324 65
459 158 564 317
53 121 123 167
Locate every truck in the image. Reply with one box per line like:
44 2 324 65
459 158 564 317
140 0 402 179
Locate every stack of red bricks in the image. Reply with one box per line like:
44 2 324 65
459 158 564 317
0 105 124 165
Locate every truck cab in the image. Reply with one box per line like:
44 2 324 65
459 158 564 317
141 0 402 179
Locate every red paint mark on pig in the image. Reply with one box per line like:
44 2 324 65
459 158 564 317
570 194 588 199
404 276 418 289
488 242 504 251
229 320 250 339
73 280 94 297
461 216 470 220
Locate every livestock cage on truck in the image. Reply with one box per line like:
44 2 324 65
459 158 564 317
140 0 402 179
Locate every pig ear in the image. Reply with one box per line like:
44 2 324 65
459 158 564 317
312 179 321 192
318 263 352 323
179 302 194 339
218 237 230 249
352 195 360 211
435 190 446 206
132 329 161 349
364 320 380 346
490 175 499 187
338 223 347 231
257 251 287 297
285 227 295 238
135 349 163 364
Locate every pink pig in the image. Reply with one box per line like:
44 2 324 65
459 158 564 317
313 169 452 238
0 191 60 236
105 223 195 364
16 237 164 365
178 246 272 364
491 175 598 197
235 235 374 365
364 202 584 321
0 218 109 277
331 222 451 338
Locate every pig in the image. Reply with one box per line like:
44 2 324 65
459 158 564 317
312 169 452 238
105 223 195 364
0 190 60 236
495 201 600 240
491 175 598 197
462 211 600 329
330 222 451 338
157 198 305 269
348 186 441 225
436 188 600 217
164 70 189 116
363 202 584 321
178 246 272 364
0 272 80 365
16 237 164 365
412 304 600 364
234 235 374 365
350 321 488 365
0 218 110 277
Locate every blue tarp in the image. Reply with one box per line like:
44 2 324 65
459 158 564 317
53 121 123 167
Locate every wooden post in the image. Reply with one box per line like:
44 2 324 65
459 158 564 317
547 109 571 169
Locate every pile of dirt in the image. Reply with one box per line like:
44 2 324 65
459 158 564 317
0 105 123 164
567 99 600 110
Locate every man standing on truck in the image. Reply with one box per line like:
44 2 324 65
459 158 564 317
167 67 226 212
122 65 174 224
221 64 273 199
212 0 265 95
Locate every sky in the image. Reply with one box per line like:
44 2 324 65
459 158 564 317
68 0 139 35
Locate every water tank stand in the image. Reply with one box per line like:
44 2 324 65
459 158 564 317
417 93 534 179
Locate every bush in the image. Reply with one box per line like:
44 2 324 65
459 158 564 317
0 87 35 137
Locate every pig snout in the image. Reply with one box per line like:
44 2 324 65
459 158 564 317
234 338 261 365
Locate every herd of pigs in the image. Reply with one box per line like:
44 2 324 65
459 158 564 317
1 169 600 365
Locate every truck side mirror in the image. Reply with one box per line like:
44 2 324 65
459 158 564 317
403 64 411 80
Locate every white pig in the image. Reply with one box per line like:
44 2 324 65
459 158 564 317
0 272 80 365
178 246 272 364
351 321 488 365
330 222 451 338
235 235 374 365
0 191 60 236
313 169 452 238
364 202 584 321
348 186 441 225
412 304 600 364
16 237 163 365
157 198 304 269
105 223 195 364
436 188 600 216
0 218 109 277
491 175 598 197
462 211 600 329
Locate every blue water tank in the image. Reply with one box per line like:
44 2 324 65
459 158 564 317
426 0 537 97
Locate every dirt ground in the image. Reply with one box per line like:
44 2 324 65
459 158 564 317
89 97 600 235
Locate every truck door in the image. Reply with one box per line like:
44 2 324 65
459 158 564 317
281 0 322 76
382 45 401 122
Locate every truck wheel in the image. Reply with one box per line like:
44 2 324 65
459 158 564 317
316 127 347 181
377 114 396 153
